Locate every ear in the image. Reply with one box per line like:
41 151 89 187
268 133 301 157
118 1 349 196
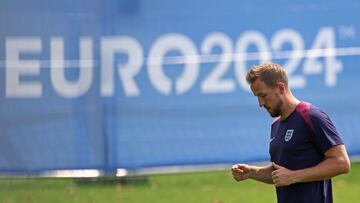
277 82 286 94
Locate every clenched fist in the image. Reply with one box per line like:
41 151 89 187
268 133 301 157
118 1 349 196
231 164 253 181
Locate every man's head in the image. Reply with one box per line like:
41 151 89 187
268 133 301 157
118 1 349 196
246 63 289 117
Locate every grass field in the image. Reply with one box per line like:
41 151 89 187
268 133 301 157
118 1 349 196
0 162 359 203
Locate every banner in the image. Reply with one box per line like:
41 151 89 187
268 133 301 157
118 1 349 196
1 0 359 174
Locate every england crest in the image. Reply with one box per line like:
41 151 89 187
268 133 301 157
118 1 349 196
285 129 294 142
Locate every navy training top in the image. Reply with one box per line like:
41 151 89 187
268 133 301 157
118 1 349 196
270 102 344 203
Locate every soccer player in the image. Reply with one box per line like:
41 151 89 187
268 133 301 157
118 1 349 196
231 62 351 203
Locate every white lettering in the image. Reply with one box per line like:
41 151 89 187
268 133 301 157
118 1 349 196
5 37 42 98
303 27 342 86
147 33 199 95
271 29 305 88
201 32 235 93
235 31 271 91
50 37 93 98
101 36 143 97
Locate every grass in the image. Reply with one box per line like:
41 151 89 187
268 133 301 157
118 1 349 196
0 162 359 203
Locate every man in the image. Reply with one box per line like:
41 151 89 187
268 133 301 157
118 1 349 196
231 62 350 203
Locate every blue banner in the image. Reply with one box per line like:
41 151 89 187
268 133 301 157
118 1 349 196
1 0 360 174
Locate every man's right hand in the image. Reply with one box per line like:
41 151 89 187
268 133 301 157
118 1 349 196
231 164 253 181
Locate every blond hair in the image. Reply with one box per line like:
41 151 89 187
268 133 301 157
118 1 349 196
246 62 288 89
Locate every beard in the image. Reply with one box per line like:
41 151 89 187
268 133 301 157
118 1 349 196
268 100 283 117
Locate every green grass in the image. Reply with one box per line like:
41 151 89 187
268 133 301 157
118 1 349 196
0 162 359 203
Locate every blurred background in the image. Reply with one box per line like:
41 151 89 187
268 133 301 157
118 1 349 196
0 0 360 202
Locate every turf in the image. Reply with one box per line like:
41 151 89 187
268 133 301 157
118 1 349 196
0 162 359 203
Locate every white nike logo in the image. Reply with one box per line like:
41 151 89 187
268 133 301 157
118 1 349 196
270 137 275 142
